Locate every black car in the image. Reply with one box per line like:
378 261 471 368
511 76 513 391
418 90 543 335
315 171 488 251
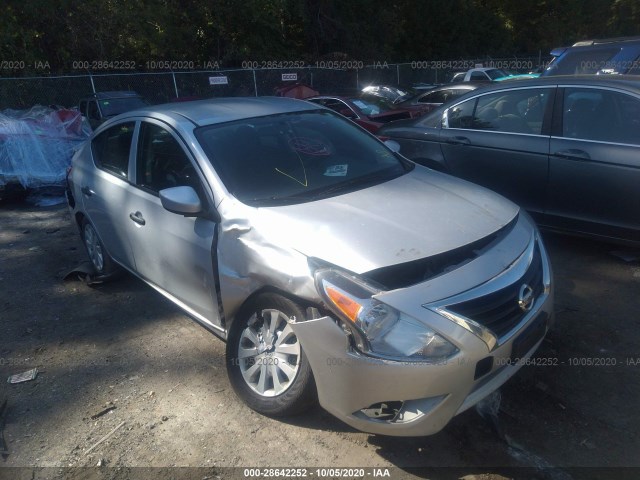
79 91 148 130
378 76 640 245
543 36 640 76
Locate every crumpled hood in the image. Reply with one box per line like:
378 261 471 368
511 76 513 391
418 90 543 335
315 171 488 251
249 167 520 274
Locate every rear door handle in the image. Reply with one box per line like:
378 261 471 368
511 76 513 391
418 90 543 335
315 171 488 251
447 136 471 145
81 186 94 197
129 211 146 226
553 149 591 160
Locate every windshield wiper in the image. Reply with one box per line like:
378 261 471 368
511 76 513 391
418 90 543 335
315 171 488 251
247 168 407 206
309 170 403 199
248 195 299 206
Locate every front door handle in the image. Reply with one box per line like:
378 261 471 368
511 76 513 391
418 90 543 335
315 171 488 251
447 136 471 145
129 211 146 226
553 149 591 160
81 186 94 197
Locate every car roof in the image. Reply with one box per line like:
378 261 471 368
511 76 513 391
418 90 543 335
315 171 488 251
572 36 640 47
428 83 478 92
307 95 345 100
410 75 640 125
362 85 402 91
450 75 640 93
83 91 142 100
307 95 366 106
120 97 319 127
550 38 640 56
399 83 476 102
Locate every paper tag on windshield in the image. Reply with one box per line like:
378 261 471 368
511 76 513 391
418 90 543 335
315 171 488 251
324 164 348 176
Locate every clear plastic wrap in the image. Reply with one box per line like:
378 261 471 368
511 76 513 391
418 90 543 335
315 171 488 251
0 105 91 188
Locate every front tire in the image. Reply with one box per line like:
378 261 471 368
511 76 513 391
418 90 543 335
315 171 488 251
226 293 317 417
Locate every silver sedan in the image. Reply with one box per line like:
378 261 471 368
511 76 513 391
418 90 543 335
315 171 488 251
66 97 554 436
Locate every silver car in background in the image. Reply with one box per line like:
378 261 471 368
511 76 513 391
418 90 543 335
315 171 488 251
66 98 554 436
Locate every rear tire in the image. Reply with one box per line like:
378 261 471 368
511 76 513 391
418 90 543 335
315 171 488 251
226 293 317 417
81 218 119 278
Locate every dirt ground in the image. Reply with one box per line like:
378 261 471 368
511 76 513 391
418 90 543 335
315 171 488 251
0 199 639 480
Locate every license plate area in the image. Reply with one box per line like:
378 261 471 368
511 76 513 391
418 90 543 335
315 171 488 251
510 312 548 361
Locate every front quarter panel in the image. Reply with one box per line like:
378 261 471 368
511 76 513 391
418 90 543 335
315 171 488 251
215 199 320 332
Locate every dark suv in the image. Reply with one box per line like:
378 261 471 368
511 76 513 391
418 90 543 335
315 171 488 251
543 36 640 76
79 91 148 130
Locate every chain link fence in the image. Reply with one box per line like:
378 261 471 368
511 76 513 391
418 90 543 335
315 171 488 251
0 56 547 110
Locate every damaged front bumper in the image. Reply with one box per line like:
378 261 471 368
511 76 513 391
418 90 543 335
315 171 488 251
291 231 554 437
293 310 552 436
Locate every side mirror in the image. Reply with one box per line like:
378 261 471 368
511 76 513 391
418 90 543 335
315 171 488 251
160 186 202 216
384 140 401 153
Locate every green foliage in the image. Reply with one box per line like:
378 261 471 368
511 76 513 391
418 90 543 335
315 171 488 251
1 0 638 74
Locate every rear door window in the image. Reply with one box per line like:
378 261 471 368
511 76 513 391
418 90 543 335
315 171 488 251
562 88 640 145
91 122 135 178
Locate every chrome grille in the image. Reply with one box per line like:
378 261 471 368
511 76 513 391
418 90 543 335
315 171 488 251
446 244 544 338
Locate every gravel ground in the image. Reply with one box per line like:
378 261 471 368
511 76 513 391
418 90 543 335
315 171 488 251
1 200 639 479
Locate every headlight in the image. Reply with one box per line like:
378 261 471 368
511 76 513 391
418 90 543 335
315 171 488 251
315 269 458 362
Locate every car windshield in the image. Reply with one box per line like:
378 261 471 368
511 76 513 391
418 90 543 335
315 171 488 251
195 110 410 206
357 95 396 112
350 98 391 115
362 86 409 102
548 47 621 74
98 97 147 117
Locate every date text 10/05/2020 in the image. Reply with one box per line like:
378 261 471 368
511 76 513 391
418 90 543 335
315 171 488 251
243 468 391 478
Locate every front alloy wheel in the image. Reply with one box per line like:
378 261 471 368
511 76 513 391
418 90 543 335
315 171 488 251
227 293 317 416
238 309 301 397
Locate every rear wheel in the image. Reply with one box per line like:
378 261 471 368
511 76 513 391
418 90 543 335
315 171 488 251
226 293 317 416
81 218 119 277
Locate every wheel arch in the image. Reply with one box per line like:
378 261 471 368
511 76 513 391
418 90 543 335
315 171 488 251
224 285 320 415
74 211 86 232
225 285 324 338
